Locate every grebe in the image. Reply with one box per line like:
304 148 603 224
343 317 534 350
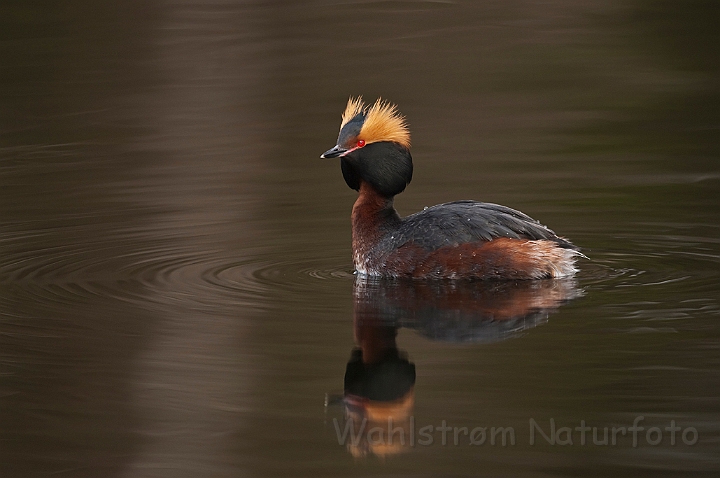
321 97 583 280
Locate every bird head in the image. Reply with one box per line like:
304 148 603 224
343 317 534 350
321 97 413 198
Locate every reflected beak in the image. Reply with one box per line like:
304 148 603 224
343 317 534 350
320 145 348 159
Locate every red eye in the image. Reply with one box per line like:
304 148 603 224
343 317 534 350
357 140 366 148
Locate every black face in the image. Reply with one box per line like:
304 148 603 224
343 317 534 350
340 141 413 198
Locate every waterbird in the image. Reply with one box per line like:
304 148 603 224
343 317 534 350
321 97 583 279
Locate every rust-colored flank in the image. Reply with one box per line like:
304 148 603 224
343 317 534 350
383 238 579 280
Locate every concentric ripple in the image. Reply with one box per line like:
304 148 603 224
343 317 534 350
0 217 357 314
575 231 720 323
3 213 719 322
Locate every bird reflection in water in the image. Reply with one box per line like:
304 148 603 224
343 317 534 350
331 276 582 457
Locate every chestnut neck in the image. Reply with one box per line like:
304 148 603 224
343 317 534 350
352 182 400 231
350 182 401 267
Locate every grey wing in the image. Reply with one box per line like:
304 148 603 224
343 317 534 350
389 201 576 250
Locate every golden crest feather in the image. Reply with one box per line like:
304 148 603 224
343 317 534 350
339 96 411 148
340 96 366 129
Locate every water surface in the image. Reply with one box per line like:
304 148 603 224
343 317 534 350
1 1 719 477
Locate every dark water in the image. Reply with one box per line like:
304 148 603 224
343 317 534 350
1 1 719 476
